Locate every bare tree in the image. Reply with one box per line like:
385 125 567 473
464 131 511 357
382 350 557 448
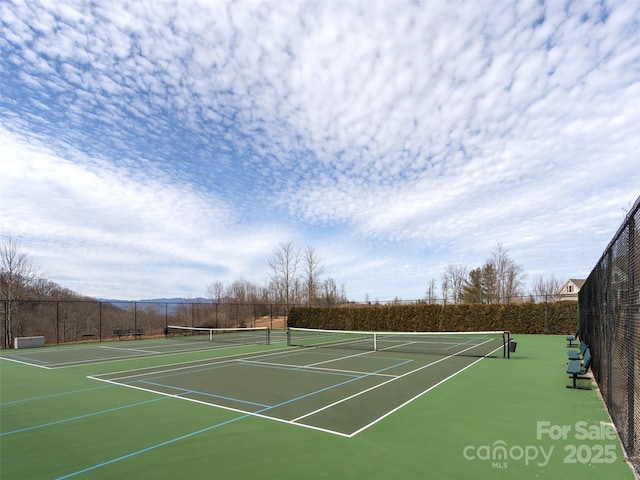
319 277 347 306
425 278 437 303
268 241 301 315
441 275 450 305
0 237 39 348
460 244 525 304
206 280 225 303
302 246 324 305
339 283 347 304
488 243 525 303
441 264 467 304
225 278 261 327
226 277 259 304
530 275 562 302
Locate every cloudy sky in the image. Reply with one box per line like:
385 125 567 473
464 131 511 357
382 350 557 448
1 0 638 301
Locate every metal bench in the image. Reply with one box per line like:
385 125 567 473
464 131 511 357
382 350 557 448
566 348 591 389
566 329 579 348
113 328 143 340
567 341 588 360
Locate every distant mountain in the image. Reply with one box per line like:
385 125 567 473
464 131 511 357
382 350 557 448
98 297 210 304
138 297 209 303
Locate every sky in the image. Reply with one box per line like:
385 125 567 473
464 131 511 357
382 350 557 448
1 0 639 302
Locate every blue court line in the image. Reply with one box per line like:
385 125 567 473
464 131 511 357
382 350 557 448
0 384 113 406
55 414 250 480
1 354 50 365
136 379 271 408
132 361 236 382
1 397 167 436
250 358 413 414
236 361 364 377
137 357 413 414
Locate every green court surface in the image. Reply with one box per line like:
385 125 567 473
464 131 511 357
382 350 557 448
0 334 635 479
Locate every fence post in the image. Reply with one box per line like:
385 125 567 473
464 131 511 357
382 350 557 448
544 294 548 334
56 300 60 345
605 248 613 408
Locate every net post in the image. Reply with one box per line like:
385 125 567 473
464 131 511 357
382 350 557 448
286 329 290 347
373 332 378 351
209 329 213 342
506 331 510 359
267 328 271 345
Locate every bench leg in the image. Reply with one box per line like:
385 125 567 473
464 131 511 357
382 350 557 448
566 374 591 390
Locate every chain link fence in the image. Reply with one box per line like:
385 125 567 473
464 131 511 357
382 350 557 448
2 294 575 349
1 300 289 347
579 196 639 474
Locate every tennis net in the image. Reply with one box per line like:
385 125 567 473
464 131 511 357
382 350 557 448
287 327 510 358
166 325 270 345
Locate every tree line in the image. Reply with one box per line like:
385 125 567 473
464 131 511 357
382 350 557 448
1 236 567 348
0 237 97 347
205 241 348 313
425 243 563 305
0 237 349 347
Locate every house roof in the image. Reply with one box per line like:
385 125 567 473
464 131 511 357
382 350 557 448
557 279 587 296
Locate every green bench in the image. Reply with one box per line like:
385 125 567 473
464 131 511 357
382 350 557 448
566 329 579 347
566 348 592 389
568 341 587 360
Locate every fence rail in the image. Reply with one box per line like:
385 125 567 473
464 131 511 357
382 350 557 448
579 195 640 474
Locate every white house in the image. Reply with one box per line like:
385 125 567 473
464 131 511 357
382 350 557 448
558 279 586 301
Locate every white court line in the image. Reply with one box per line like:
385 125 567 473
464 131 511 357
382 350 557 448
92 348 297 382
237 345 407 377
88 374 353 438
45 342 286 369
237 359 399 378
290 339 498 430
0 356 52 370
303 348 380 367
349 354 491 437
291 353 455 424
98 346 162 354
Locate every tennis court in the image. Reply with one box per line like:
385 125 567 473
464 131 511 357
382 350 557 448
4 329 506 436
89 343 495 437
1 326 273 369
0 331 635 479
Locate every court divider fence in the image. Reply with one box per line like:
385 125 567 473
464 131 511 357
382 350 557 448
578 195 639 473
